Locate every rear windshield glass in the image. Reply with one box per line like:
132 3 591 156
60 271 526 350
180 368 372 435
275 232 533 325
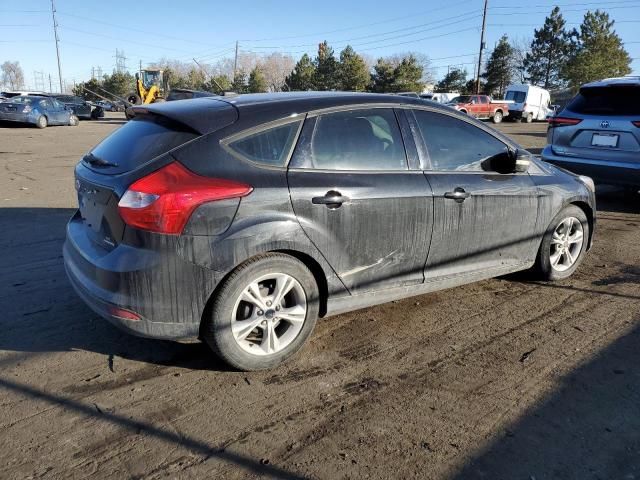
566 86 640 116
505 91 526 103
87 116 198 174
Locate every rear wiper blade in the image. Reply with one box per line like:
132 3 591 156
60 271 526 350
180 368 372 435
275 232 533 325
83 152 118 168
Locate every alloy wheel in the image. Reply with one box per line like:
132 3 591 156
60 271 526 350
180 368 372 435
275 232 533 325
549 216 584 272
231 273 307 356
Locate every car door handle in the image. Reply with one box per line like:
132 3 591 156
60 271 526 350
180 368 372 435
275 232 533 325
312 191 350 208
444 188 471 203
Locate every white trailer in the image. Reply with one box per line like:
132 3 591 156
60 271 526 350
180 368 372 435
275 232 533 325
504 84 552 123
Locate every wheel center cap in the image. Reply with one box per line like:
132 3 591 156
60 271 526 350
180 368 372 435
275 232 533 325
265 309 275 320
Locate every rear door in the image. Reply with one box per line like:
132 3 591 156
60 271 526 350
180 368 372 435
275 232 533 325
410 109 540 279
551 85 640 164
288 107 433 293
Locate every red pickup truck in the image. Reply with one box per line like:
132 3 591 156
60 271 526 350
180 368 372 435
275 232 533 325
446 95 510 124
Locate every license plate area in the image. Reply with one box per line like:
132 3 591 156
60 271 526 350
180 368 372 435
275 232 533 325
591 133 619 148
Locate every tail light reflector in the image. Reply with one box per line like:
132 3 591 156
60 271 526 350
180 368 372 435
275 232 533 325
632 121 640 128
118 161 252 234
108 306 141 321
548 117 582 128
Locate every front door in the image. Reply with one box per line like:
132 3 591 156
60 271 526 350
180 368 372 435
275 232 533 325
288 107 433 293
410 109 540 279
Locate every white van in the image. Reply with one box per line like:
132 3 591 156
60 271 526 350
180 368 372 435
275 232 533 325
504 84 552 122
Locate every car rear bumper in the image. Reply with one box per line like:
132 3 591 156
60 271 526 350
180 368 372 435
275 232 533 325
0 112 37 124
542 146 640 187
63 211 221 340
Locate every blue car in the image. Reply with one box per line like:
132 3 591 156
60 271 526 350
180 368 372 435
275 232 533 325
0 95 79 128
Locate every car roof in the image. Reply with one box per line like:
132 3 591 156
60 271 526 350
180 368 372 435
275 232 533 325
581 76 640 88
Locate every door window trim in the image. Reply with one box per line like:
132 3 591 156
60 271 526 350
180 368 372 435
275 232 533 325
406 107 520 173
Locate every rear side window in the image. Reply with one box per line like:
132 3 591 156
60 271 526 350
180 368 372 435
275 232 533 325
506 91 526 103
306 108 407 170
566 86 640 116
87 116 197 174
226 121 301 167
414 110 508 171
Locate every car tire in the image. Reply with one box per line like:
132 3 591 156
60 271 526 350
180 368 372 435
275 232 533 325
535 205 589 281
69 115 79 126
35 115 47 129
202 253 320 371
525 113 533 123
127 93 142 105
492 111 503 124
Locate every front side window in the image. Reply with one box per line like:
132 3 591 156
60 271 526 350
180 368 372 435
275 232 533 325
307 108 407 170
227 121 301 167
414 110 509 172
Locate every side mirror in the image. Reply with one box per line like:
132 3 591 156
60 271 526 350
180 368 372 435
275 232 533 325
514 149 532 173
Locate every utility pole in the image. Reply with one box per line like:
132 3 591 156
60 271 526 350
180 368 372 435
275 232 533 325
48 74 52 93
233 40 239 79
50 0 63 93
139 59 142 75
193 58 224 93
475 0 488 94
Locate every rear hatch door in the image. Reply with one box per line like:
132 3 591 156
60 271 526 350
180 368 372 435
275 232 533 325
551 84 640 163
73 98 238 250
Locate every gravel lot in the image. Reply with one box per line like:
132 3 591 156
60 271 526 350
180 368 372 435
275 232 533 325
1 114 639 480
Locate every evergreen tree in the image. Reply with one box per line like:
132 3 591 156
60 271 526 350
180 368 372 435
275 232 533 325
370 58 396 93
231 71 248 93
314 41 339 90
483 35 514 97
435 69 467 93
248 66 268 93
285 53 316 91
523 7 575 89
393 55 425 92
338 45 369 91
563 10 632 90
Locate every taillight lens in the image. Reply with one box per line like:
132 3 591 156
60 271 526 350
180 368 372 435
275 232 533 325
118 161 252 235
548 117 582 128
632 121 640 128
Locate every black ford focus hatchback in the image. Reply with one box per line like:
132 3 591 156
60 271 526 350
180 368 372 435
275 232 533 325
64 92 595 370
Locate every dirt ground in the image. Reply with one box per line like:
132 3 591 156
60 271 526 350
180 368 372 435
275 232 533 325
1 114 639 480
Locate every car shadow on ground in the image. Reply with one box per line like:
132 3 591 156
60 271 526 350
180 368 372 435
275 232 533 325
0 207 232 373
451 322 640 479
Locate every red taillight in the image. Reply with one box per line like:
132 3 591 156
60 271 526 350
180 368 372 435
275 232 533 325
108 306 141 321
632 121 640 128
118 161 252 234
548 117 583 128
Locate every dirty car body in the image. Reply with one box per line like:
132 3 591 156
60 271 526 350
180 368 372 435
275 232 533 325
63 92 595 364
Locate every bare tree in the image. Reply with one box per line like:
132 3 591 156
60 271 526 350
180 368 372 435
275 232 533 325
510 37 532 84
259 53 295 92
1 61 25 90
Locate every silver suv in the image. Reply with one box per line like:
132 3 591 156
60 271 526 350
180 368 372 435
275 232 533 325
542 77 640 190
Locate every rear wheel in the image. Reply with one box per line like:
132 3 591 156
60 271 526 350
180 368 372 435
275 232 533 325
492 110 503 123
535 205 589 281
202 253 319 371
126 93 142 105
36 115 47 129
69 114 79 126
525 113 533 123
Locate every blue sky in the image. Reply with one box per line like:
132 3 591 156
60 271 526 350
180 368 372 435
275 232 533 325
1 0 639 91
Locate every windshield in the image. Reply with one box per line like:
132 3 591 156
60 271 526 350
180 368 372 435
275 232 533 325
505 91 526 103
449 96 471 104
566 85 640 115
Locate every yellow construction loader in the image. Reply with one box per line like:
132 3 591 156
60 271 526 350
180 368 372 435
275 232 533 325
126 69 167 105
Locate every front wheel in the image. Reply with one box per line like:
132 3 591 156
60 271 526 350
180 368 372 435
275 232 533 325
69 114 79 126
202 253 319 371
535 205 589 281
